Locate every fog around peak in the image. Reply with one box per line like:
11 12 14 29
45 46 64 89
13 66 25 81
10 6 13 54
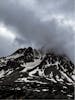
0 0 75 63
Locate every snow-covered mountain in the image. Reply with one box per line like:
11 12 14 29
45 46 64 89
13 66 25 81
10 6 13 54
0 47 75 99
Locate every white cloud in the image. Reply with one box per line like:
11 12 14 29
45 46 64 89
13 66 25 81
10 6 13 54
0 24 16 42
0 23 19 57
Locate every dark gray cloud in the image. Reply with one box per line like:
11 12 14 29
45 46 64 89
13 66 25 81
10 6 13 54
0 0 75 62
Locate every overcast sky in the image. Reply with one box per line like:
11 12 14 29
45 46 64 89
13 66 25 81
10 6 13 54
0 0 75 62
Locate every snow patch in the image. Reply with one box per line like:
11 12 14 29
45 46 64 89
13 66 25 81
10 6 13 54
6 54 23 59
0 70 4 78
21 59 41 72
60 71 73 83
42 89 49 92
72 75 75 81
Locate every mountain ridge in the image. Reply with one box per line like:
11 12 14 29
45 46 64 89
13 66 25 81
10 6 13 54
0 47 75 99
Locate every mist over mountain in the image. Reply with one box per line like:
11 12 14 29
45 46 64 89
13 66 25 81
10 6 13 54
0 0 75 63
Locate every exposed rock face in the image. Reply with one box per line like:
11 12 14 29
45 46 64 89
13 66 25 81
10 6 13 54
24 47 34 63
12 48 26 55
7 60 20 70
0 47 75 99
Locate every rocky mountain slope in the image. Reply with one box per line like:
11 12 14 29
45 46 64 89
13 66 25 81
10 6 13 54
0 47 75 99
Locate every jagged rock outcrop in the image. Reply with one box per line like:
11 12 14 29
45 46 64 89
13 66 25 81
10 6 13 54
24 47 34 63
